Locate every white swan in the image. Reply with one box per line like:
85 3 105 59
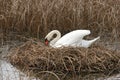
45 30 100 48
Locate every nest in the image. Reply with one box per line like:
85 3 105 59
8 40 120 75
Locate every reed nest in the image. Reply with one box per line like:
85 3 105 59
8 39 120 75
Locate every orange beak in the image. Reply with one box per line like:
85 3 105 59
45 39 49 45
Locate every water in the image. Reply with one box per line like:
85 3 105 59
0 60 38 80
0 45 38 80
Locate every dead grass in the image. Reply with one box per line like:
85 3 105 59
0 0 120 40
7 40 120 77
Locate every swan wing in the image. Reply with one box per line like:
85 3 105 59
54 30 90 47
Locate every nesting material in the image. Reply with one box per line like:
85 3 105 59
8 40 120 74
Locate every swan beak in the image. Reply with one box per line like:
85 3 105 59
45 39 49 45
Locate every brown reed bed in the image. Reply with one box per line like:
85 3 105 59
7 39 120 76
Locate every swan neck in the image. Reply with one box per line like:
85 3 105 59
50 30 61 45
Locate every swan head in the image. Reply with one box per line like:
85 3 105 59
44 30 61 46
44 38 49 46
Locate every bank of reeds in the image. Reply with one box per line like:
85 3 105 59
0 0 120 40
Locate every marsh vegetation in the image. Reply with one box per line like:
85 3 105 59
0 0 120 80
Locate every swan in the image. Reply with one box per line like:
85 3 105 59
45 30 100 48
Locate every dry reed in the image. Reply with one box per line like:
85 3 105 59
7 40 120 76
0 0 120 40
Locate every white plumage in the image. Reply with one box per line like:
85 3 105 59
45 30 100 48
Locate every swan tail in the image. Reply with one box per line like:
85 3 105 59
88 36 100 45
81 36 100 48
92 36 100 42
